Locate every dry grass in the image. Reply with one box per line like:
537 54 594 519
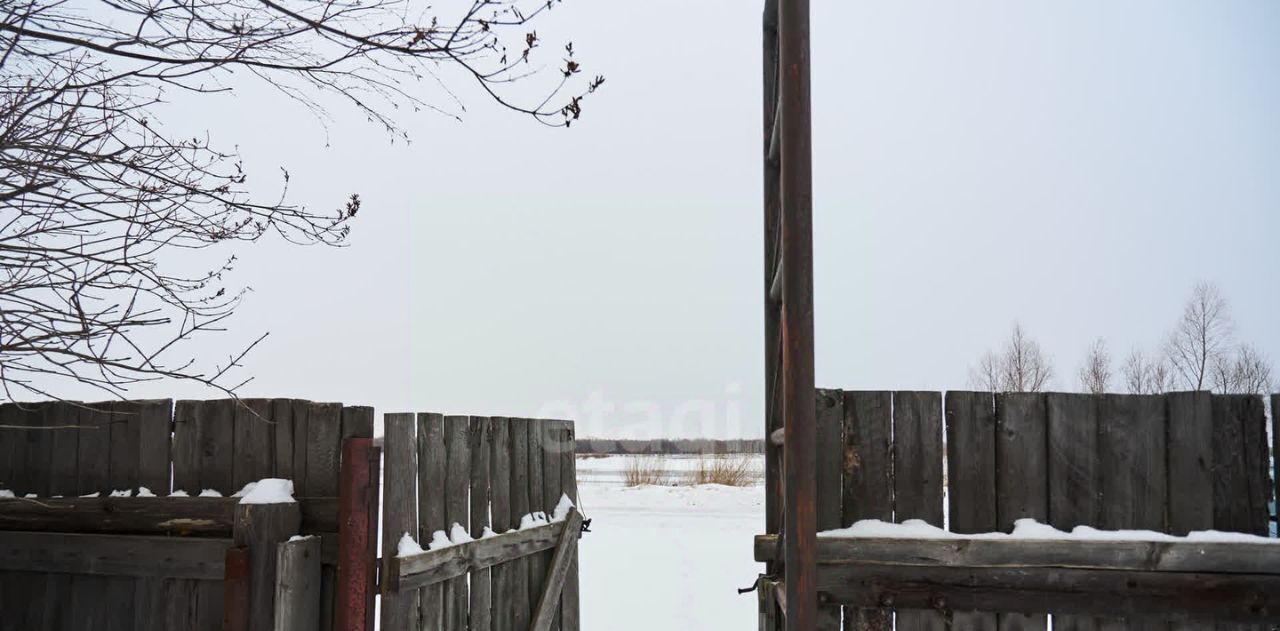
691 453 756 487
622 455 670 486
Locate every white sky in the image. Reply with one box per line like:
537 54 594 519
65 0 1280 438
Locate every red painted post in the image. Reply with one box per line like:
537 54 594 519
336 437 380 631
223 546 250 631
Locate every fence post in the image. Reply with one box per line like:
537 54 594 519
233 501 301 631
224 546 251 631
336 437 379 631
275 536 322 631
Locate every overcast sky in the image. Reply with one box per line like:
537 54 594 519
90 0 1280 438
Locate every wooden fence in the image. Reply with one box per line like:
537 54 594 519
757 390 1278 630
0 398 377 631
380 414 581 631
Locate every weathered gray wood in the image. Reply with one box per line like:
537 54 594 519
995 392 1049 631
341 406 375 440
842 390 893 631
815 391 847 631
490 417 514 631
304 402 342 497
1273 394 1279 540
172 400 201 495
233 399 273 490
76 402 112 496
509 417 532 631
1167 392 1213 535
274 536 321 631
529 509 583 631
443 415 471 631
107 401 140 494
0 404 22 492
418 412 446 630
290 401 312 497
816 565 1280 622
944 391 999 631
134 400 172 494
379 413 418 631
0 531 230 579
556 421 580 631
527 418 548 626
396 519 572 590
754 535 1280 573
0 496 239 533
272 400 295 481
42 401 83 631
22 403 53 498
892 391 946 631
1211 395 1270 535
1044 393 1100 631
1099 394 1167 531
196 400 235 494
233 501 301 631
470 417 493 631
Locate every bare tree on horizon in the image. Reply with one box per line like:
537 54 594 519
1211 343 1276 395
968 323 1054 392
1165 281 1233 391
1121 348 1175 395
1078 337 1112 394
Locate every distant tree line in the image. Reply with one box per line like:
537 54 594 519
969 281 1276 395
576 438 766 455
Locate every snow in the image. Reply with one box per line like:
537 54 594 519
397 533 425 557
136 487 156 497
198 489 222 497
552 493 575 521
168 490 190 497
232 482 257 497
427 529 453 550
237 478 295 505
109 489 132 498
0 490 14 498
576 455 764 630
79 492 100 498
23 493 35 499
821 518 1280 544
519 512 551 530
288 535 314 543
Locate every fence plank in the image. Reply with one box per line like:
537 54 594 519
557 421 581 631
233 399 273 491
996 392 1049 631
444 415 471 631
1167 392 1213 535
43 401 82 631
105 401 139 631
510 417 533 631
305 402 342 497
490 417 514 631
471 417 493 631
527 419 548 626
173 401 200 495
233 502 301 631
379 413 419 631
0 532 230 579
418 412 446 630
135 400 172 494
1099 394 1167 531
26 402 53 497
272 400 295 481
541 419 566 631
1273 393 1279 539
893 391 945 631
395 520 572 590
341 406 375 440
77 402 112 496
815 389 846 630
1045 392 1101 631
290 401 312 497
275 536 322 631
842 391 893 631
945 391 998 631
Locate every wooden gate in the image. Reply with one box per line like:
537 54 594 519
379 414 581 631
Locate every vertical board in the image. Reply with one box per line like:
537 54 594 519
24 402 53 497
232 399 273 491
540 419 564 631
43 401 82 629
945 391 998 631
1098 394 1167 531
893 391 945 631
1273 394 1279 538
196 400 235 494
526 419 547 624
304 402 342 497
995 392 1048 631
490 417 513 631
172 400 200 495
842 391 892 631
509 418 532 631
1167 392 1213 535
558 419 583 629
133 400 172 494
1046 393 1100 631
271 400 295 481
105 401 140 631
77 402 112 496
290 401 312 498
379 414 418 631
443 415 471 631
418 412 446 630
470 417 493 631
275 536 322 631
815 390 843 631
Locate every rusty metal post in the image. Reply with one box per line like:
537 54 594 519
776 0 817 628
337 437 380 631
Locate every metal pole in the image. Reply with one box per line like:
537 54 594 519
777 0 816 628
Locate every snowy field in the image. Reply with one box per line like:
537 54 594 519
576 455 765 630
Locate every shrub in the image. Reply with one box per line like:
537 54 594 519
691 454 756 487
622 455 670 486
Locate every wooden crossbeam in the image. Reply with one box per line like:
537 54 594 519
0 531 231 579
392 515 573 592
0 496 339 535
529 508 583 631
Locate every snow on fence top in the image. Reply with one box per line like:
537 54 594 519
822 518 1280 544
